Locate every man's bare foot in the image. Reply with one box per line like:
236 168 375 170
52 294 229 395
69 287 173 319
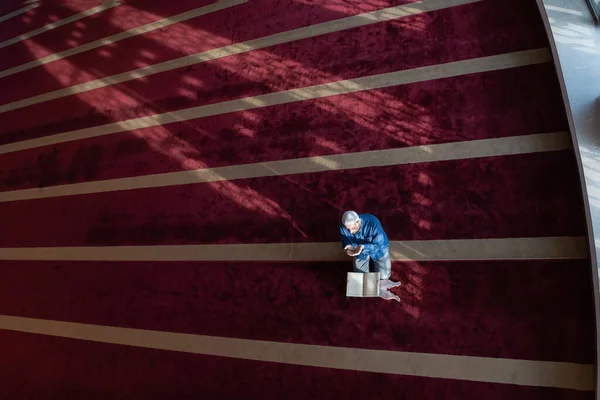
380 279 401 290
380 280 401 302
380 288 400 302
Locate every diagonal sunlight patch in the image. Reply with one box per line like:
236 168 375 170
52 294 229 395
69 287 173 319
0 2 39 24
0 0 120 49
0 0 481 106
0 48 552 155
0 0 246 66
0 132 571 202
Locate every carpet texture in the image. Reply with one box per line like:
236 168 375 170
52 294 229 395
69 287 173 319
0 0 595 398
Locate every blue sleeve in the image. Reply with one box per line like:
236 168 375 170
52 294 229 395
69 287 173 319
339 224 352 250
361 218 386 255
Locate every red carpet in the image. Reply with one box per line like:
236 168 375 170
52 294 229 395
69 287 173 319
0 152 588 247
0 0 216 68
0 259 594 362
0 330 592 400
0 0 100 43
0 0 547 136
0 64 568 189
0 0 595 398
0 1 31 17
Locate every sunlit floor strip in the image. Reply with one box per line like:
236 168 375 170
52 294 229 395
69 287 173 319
0 132 571 202
0 2 38 24
0 237 586 261
0 0 120 50
0 0 246 64
0 48 551 155
0 0 481 105
0 315 593 390
544 4 584 16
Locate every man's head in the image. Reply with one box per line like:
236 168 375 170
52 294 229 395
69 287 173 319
342 211 361 234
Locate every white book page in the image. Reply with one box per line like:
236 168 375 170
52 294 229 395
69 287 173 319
363 273 380 297
346 273 364 297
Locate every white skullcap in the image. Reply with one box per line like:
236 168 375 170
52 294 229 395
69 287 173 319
342 211 360 225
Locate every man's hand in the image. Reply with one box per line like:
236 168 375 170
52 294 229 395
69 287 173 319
344 245 356 256
345 245 364 257
354 245 364 256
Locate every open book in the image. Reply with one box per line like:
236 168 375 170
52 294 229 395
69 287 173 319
346 272 380 297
